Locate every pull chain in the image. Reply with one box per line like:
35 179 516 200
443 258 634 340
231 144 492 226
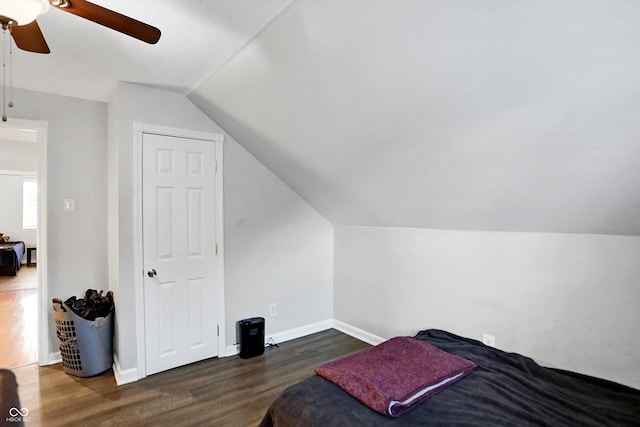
2 26 6 122
8 26 13 109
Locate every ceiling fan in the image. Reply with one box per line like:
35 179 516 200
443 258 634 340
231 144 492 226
0 0 161 54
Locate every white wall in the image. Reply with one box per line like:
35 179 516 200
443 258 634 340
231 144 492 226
109 83 333 375
334 226 640 389
108 82 224 372
9 87 108 357
0 175 37 246
223 138 333 346
0 135 38 247
191 0 640 236
0 139 37 172
4 84 332 376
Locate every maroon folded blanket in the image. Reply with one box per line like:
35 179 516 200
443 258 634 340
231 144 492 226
315 336 476 417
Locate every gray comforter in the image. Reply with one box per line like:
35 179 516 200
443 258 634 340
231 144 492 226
259 329 640 426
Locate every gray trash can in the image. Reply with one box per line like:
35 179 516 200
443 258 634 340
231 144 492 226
53 300 113 377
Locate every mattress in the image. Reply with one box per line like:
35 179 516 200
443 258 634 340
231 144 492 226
259 329 640 427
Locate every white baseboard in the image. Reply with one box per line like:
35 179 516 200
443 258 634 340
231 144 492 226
49 350 138 386
46 351 62 365
113 353 140 386
112 319 381 384
332 320 385 346
225 343 240 357
225 319 334 357
268 319 333 346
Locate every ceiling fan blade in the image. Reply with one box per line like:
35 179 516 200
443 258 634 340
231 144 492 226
10 21 51 54
51 0 161 44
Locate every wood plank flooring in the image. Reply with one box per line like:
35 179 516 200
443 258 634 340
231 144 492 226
0 265 38 368
0 264 38 292
0 289 38 368
11 329 370 427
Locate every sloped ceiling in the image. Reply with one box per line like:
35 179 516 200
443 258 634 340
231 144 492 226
189 0 640 235
9 0 292 101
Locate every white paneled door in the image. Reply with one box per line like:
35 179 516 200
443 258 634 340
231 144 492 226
142 132 220 375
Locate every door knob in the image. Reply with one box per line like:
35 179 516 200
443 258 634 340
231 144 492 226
147 269 157 278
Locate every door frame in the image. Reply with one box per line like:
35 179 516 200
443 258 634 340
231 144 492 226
0 118 49 366
132 122 225 377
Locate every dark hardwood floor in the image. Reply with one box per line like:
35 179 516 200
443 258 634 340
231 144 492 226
12 329 369 426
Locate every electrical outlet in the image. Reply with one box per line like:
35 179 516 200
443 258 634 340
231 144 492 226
269 303 277 317
482 333 496 347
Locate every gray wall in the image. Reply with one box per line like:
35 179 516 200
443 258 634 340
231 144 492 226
5 84 332 375
8 87 108 357
334 226 640 389
188 0 640 390
9 34 639 395
191 0 640 236
223 137 333 346
109 83 333 374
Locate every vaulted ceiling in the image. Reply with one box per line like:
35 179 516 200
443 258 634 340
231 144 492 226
8 0 292 101
8 0 640 235
189 0 640 235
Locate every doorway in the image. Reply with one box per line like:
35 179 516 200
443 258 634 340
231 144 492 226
133 123 225 377
0 119 48 368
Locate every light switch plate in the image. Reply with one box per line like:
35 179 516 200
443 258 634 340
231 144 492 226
64 198 75 212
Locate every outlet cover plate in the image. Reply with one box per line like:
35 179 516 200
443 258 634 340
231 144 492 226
482 334 496 347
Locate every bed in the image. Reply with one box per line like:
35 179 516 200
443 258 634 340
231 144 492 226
259 329 640 426
1 369 23 427
0 241 25 276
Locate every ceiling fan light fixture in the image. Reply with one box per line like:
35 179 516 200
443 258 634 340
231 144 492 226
0 0 49 26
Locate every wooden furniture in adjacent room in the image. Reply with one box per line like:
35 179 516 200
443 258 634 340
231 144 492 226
26 245 37 266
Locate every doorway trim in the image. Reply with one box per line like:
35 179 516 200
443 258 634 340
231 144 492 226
132 122 225 379
0 118 49 365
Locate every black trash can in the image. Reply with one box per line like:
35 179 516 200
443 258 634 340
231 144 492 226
238 317 265 359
